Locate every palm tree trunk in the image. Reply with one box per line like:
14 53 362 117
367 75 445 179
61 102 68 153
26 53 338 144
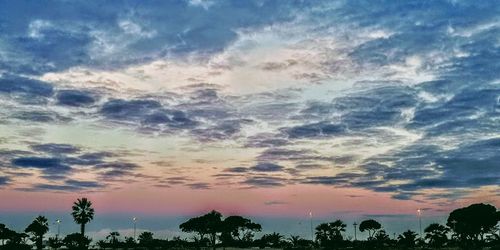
37 235 43 250
81 223 85 236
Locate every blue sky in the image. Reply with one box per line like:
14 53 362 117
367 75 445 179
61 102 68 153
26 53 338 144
0 0 498 240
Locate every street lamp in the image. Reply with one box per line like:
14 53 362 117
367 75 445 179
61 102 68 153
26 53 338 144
133 217 137 242
353 222 358 241
417 209 422 238
451 220 457 240
55 219 61 239
309 212 314 242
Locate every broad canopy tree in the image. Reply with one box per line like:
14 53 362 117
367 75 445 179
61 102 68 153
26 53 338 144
359 219 382 240
180 210 222 250
180 210 262 249
221 215 262 246
447 203 500 242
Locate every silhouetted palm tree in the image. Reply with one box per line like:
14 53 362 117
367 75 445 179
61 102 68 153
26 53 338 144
289 235 301 247
0 223 7 246
71 198 95 237
106 231 121 249
24 215 49 250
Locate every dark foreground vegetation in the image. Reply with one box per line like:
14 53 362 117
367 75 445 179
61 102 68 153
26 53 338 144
0 198 498 250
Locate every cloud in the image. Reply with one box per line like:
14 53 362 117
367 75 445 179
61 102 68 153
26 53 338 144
244 133 290 148
0 142 140 192
12 111 71 123
250 163 284 172
0 176 10 186
11 157 71 173
223 167 249 173
65 179 105 189
264 200 289 206
242 176 287 188
95 162 140 170
66 152 115 166
0 0 498 205
30 143 80 155
100 99 197 130
190 119 244 141
26 180 104 192
283 122 346 139
186 182 211 190
0 0 302 75
100 99 163 120
56 90 97 107
0 75 54 97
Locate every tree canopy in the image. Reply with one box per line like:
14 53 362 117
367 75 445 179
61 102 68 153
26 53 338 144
71 197 95 237
24 215 49 250
315 220 346 248
359 219 382 239
447 203 500 242
180 210 222 250
425 223 449 248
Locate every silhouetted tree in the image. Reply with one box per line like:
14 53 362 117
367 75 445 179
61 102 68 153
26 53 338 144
138 231 154 248
486 231 500 249
24 215 49 250
63 233 91 250
48 236 64 249
425 223 449 248
180 210 223 250
221 215 261 247
259 232 285 248
96 239 107 250
106 231 121 249
288 235 312 248
315 220 346 249
359 219 382 240
0 225 30 250
398 230 418 249
180 215 207 246
447 203 499 247
0 223 7 246
375 230 390 243
71 198 95 239
123 237 136 249
289 235 301 247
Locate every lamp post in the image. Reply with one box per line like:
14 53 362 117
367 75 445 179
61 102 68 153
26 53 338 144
133 217 137 242
451 220 457 240
353 222 358 241
309 212 314 242
417 209 422 238
55 219 61 239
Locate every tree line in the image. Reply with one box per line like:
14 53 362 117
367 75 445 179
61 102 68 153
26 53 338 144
0 199 498 250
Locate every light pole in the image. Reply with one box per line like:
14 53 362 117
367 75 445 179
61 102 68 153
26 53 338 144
353 222 357 241
451 220 457 240
55 219 61 239
417 209 422 238
309 212 314 242
133 217 137 242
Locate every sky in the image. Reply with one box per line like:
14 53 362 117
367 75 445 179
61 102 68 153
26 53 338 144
0 0 499 240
